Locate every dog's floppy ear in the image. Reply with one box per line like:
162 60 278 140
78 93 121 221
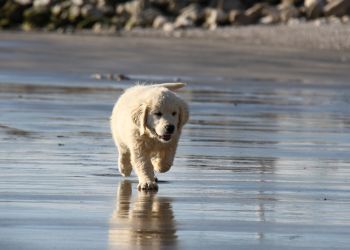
156 82 186 91
131 104 148 135
178 99 189 130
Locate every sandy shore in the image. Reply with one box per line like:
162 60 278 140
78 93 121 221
121 22 350 50
0 26 350 249
0 23 350 86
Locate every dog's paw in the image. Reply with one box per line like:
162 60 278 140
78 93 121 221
137 181 158 191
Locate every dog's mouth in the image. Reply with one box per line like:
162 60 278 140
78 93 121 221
158 134 172 142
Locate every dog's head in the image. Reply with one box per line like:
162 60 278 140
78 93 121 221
132 87 188 143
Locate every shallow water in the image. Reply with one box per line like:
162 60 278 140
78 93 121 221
1 33 350 250
1 73 350 250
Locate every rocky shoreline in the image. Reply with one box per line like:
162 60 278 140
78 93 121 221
0 0 349 33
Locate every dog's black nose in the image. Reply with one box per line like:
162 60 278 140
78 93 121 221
165 124 175 134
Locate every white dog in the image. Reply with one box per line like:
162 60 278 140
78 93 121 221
110 83 189 190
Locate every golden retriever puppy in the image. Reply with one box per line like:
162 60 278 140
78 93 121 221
110 83 189 190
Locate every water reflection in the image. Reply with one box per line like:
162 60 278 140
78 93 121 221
109 180 177 250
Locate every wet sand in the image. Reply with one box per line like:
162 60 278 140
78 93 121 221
1 31 350 250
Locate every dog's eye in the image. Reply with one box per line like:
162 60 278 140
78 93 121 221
172 111 177 116
154 112 162 117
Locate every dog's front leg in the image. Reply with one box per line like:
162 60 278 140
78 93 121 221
152 149 175 173
153 138 179 173
131 150 158 191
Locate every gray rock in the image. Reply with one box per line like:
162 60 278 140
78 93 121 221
51 2 71 17
0 1 26 27
204 8 227 30
228 9 249 25
164 0 191 15
174 14 194 29
152 15 168 29
14 0 32 5
281 0 304 5
287 17 307 25
122 0 141 16
23 6 51 28
115 2 132 27
209 0 242 12
98 5 115 17
323 0 350 17
244 3 266 24
304 0 325 19
327 15 342 24
72 0 84 7
33 0 51 9
342 15 350 23
262 5 281 20
92 22 116 33
162 22 175 32
141 7 161 26
278 2 299 22
124 16 138 30
81 4 103 19
51 4 62 17
1 0 350 31
228 3 268 25
261 5 281 24
180 3 204 22
68 5 81 22
124 5 160 29
174 3 204 28
91 73 103 80
149 0 174 11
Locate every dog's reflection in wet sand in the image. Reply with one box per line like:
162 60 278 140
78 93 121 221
109 180 177 250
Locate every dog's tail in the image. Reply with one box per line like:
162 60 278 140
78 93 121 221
156 82 186 91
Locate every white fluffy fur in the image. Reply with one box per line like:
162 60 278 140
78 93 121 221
110 83 189 190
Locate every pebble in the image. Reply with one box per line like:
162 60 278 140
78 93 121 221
91 73 130 81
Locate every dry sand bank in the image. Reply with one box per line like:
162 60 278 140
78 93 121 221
0 23 349 86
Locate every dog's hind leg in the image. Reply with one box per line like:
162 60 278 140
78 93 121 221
117 144 132 177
